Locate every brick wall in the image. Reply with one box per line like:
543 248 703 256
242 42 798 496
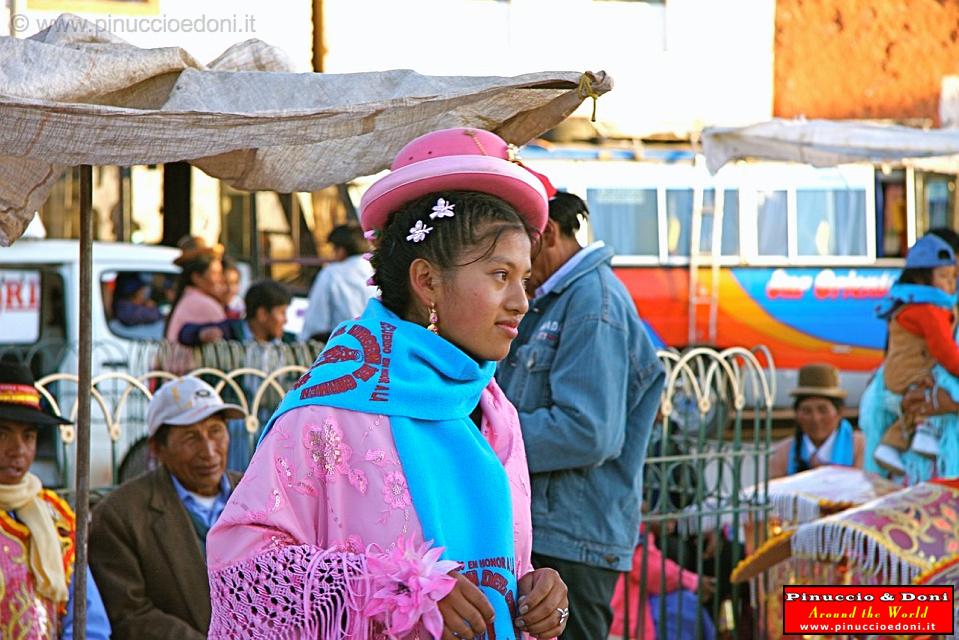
775 0 959 123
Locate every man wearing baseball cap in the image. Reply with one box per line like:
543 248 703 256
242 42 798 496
89 376 243 640
0 360 111 639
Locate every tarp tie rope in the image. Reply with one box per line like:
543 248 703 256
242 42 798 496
578 73 599 122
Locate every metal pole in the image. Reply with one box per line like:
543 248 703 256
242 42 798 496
250 192 260 280
73 164 93 640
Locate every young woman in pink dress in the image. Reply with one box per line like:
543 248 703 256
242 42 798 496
206 128 570 640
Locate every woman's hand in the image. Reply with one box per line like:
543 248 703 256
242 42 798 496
438 572 494 640
198 326 224 343
515 568 569 639
902 377 959 418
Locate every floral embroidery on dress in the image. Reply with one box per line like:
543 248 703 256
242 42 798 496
275 456 295 487
264 530 298 553
305 418 353 479
335 534 365 555
268 489 283 513
382 472 412 510
274 456 318 497
348 468 369 495
365 449 387 465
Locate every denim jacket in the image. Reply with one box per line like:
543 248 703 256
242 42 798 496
496 245 665 571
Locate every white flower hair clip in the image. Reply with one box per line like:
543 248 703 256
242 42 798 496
430 198 455 219
406 220 433 243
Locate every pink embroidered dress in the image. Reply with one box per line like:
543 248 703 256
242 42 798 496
207 303 533 639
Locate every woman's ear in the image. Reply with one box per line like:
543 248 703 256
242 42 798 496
408 258 440 310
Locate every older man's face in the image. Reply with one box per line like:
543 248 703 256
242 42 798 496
0 419 38 485
151 415 229 496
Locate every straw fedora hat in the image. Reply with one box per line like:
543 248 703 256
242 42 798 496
789 363 847 400
359 127 549 233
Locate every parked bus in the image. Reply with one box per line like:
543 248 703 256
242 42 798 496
520 144 958 410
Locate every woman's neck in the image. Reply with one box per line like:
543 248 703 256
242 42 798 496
807 434 828 448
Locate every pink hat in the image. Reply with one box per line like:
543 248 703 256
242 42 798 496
360 128 549 233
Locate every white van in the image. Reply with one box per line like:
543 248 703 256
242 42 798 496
0 239 181 373
0 239 181 487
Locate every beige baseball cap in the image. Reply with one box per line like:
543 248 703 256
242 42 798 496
147 376 244 437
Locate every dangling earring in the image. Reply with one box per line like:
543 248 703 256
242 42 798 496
427 304 439 334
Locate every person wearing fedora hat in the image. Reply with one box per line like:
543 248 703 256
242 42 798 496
88 376 243 640
768 363 865 479
0 361 111 639
206 127 568 640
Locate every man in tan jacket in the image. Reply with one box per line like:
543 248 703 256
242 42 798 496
90 377 243 640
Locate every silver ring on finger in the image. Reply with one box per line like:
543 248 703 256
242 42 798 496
558 607 569 625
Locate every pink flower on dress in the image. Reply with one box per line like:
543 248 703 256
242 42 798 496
365 449 387 466
382 472 412 510
275 456 295 487
264 530 298 552
335 534 365 555
304 419 353 479
348 468 369 495
363 537 458 639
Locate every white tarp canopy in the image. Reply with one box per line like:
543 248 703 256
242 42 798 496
0 14 611 245
702 118 959 174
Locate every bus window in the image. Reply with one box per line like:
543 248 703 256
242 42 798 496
699 189 740 256
796 189 867 257
880 180 907 258
757 190 788 256
665 189 692 256
586 188 658 256
925 178 953 230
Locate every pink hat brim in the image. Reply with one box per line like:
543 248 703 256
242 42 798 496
360 155 548 233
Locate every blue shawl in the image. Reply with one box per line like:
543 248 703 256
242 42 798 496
260 299 518 639
876 283 957 319
787 418 856 475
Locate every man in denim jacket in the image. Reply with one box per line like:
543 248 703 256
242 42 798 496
497 192 665 640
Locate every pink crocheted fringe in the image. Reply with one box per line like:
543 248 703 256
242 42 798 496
208 545 372 639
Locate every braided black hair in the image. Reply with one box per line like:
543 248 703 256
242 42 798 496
370 191 535 318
